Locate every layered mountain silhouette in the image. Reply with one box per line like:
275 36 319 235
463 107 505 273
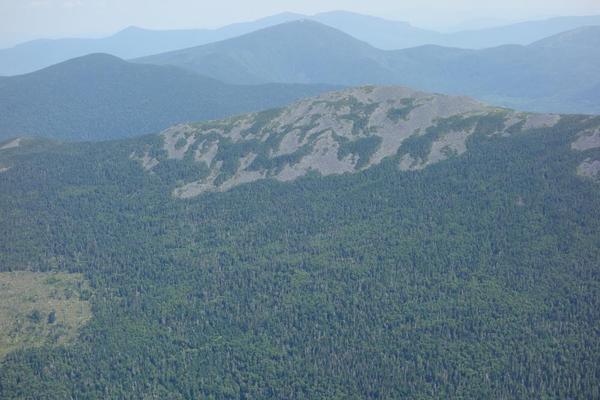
0 53 337 141
1 11 599 76
0 13 304 76
136 22 600 114
307 11 600 50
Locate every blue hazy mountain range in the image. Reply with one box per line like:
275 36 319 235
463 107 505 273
1 11 599 75
135 21 600 115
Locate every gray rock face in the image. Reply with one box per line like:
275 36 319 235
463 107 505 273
129 151 159 171
577 158 600 179
130 86 568 198
571 127 600 181
0 138 23 173
0 138 22 150
572 128 600 151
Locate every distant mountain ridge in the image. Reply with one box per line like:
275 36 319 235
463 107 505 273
440 14 600 48
0 53 337 141
0 13 304 76
1 11 599 75
136 21 600 114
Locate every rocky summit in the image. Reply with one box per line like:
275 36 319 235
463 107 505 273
131 86 568 198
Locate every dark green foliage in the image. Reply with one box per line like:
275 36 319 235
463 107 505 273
338 136 382 168
249 108 284 133
398 131 432 160
319 96 380 135
0 115 599 399
0 54 338 141
473 110 510 135
47 311 56 325
399 112 508 161
28 310 42 324
249 145 312 174
386 98 418 122
211 138 263 183
152 158 208 186
174 137 188 150
399 115 474 160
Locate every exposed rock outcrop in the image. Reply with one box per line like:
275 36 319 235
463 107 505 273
128 86 580 198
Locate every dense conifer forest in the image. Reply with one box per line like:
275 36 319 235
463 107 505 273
0 111 599 398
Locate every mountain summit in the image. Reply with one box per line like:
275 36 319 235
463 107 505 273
128 86 578 198
137 21 384 85
1 85 599 399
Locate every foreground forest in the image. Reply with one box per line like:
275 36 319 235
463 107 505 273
0 94 599 398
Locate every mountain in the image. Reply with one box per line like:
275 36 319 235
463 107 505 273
309 10 440 49
0 53 337 141
441 14 600 48
0 13 305 76
442 26 600 113
129 86 568 198
310 11 600 49
2 11 600 76
136 21 600 114
138 21 392 85
1 86 599 398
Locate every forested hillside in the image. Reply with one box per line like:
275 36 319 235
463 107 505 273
0 53 337 141
0 87 599 398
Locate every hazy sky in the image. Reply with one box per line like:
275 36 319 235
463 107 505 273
1 0 600 46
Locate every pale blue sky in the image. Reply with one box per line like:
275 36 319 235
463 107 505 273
2 0 600 46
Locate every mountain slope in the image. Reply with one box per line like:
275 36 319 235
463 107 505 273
311 11 600 49
136 21 600 114
3 11 599 75
127 86 573 198
407 26 600 112
137 21 392 85
441 14 600 48
1 86 599 398
0 53 337 141
0 13 305 76
309 10 440 49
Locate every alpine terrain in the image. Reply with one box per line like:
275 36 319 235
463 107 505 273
1 86 599 398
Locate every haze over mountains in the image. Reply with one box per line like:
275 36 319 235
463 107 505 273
0 13 302 76
1 17 597 142
0 8 596 144
0 53 337 141
0 5 599 397
1 10 600 76
137 21 600 114
309 11 600 50
1 1 600 394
